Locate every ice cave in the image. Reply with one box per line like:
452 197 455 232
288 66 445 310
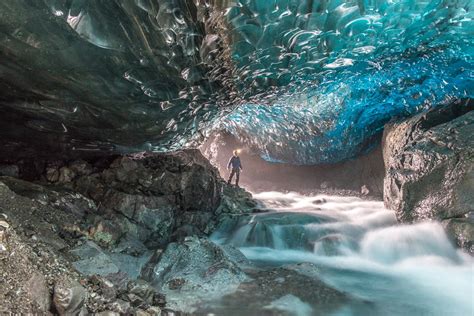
0 1 472 315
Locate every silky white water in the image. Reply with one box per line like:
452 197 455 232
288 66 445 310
212 192 473 316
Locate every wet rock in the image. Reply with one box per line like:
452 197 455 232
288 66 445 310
70 241 119 276
53 277 88 316
114 238 149 257
142 237 246 312
383 99 474 252
107 299 131 314
218 184 258 215
197 263 347 315
443 216 474 253
313 234 357 256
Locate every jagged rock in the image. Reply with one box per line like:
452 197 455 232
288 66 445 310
0 151 258 314
142 237 246 312
218 185 258 215
70 241 119 276
70 150 257 248
383 99 474 252
53 277 88 316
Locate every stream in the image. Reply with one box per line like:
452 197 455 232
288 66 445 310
207 192 472 316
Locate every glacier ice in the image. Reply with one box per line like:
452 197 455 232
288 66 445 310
0 0 472 163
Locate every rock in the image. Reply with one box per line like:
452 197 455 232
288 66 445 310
0 218 10 260
68 160 92 176
96 312 120 316
70 241 119 276
0 164 19 177
361 185 370 196
199 263 347 315
88 274 117 302
46 167 60 182
70 150 258 248
383 99 474 252
26 273 51 312
99 191 175 247
107 299 131 314
141 237 246 312
218 184 258 215
87 217 126 248
58 166 76 183
126 279 156 306
313 234 357 256
146 306 162 315
114 238 149 257
0 150 258 314
53 277 88 316
443 216 474 253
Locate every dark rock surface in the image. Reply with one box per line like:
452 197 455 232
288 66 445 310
142 237 247 312
383 99 473 252
0 149 259 314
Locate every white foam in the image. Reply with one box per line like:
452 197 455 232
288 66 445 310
217 191 474 316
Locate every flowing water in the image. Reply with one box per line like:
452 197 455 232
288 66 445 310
210 192 473 316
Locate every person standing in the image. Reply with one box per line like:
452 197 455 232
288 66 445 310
227 150 243 186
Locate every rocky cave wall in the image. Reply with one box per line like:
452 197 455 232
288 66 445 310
383 98 473 253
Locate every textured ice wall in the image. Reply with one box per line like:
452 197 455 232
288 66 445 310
0 0 472 163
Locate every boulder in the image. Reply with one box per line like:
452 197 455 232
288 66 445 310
71 150 257 249
70 241 119 276
53 277 88 316
141 237 247 312
383 99 473 252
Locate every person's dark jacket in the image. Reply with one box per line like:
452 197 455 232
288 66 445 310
227 156 242 170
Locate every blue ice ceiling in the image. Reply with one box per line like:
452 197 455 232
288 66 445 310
0 0 472 163
221 0 474 164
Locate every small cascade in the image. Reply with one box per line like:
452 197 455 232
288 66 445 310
211 191 473 316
